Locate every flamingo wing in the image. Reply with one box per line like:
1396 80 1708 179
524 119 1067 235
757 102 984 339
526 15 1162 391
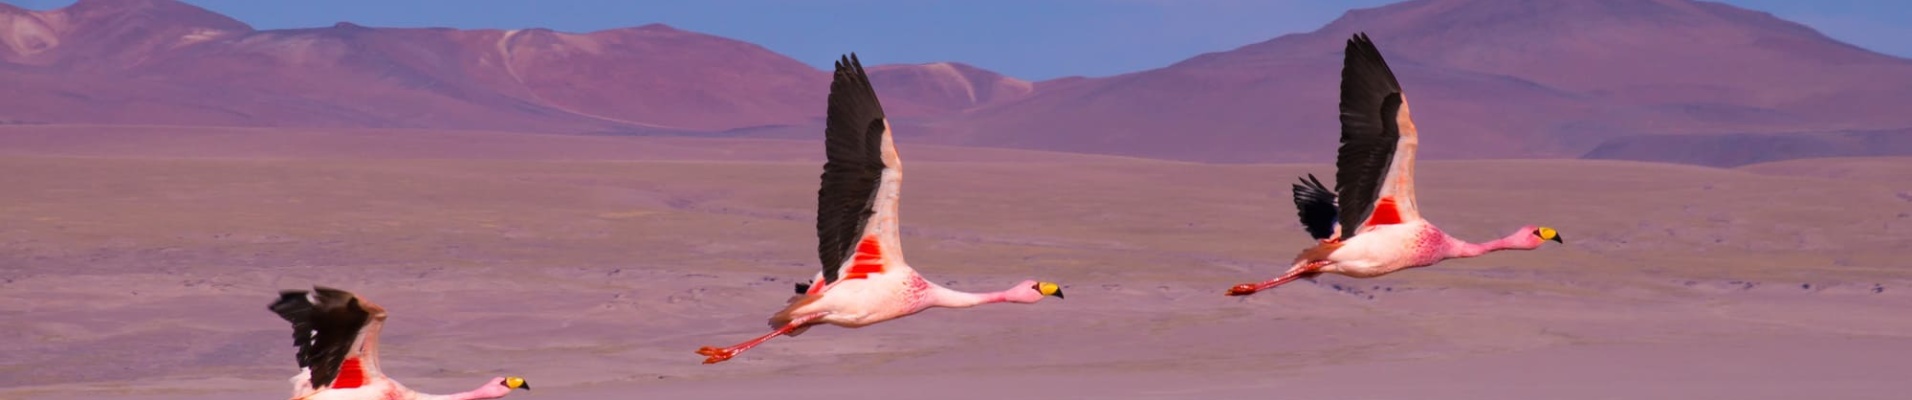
814 53 902 288
1292 173 1339 240
269 286 386 391
1331 32 1423 240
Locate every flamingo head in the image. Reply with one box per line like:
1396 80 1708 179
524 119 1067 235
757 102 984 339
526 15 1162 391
1004 280 1067 303
473 376 531 398
1509 225 1565 249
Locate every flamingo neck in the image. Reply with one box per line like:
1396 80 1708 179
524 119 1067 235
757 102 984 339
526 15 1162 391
411 387 506 400
1445 233 1523 259
928 285 1010 309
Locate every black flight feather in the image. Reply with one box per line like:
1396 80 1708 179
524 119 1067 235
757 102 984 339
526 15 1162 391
268 286 370 389
1332 32 1405 240
815 53 890 285
1292 173 1339 240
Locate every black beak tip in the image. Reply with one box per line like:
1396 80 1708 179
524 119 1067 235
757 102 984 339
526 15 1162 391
1054 290 1066 299
522 383 532 391
1552 236 1565 244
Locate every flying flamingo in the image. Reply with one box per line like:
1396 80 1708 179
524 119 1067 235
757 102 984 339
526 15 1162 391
269 286 531 400
1225 33 1564 297
696 54 1066 364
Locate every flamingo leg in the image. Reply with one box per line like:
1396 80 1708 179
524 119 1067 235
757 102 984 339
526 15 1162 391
696 313 826 364
1226 261 1329 296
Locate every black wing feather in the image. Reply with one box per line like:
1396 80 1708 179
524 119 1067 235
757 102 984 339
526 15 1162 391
268 286 369 389
1292 173 1339 240
815 53 889 285
1332 32 1405 240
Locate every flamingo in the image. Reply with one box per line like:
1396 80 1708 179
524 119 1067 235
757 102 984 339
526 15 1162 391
1225 33 1564 297
695 54 1066 364
268 286 531 400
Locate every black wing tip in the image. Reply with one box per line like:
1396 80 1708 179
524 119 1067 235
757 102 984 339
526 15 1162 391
267 286 366 324
827 51 884 112
833 53 869 79
1345 32 1378 56
268 289 311 317
268 285 347 304
1293 173 1330 194
1302 173 1327 189
1291 173 1339 240
1341 32 1401 91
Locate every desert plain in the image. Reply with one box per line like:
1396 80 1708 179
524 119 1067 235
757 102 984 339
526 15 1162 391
1 125 1909 400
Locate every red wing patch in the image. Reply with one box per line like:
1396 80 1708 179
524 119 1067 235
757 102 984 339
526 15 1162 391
1364 196 1405 227
331 357 365 389
842 235 887 281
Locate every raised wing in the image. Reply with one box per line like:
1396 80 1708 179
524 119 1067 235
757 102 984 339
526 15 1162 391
1292 173 1339 240
269 286 386 391
814 53 902 287
1332 32 1423 240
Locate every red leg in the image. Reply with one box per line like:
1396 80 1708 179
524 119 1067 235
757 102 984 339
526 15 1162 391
1226 261 1328 296
696 313 825 364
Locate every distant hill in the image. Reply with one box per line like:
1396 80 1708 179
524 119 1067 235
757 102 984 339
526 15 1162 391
4 0 1909 165
948 0 1912 162
0 0 1024 134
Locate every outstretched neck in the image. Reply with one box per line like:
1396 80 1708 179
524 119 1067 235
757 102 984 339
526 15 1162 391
411 388 508 400
1445 234 1524 259
928 285 1009 309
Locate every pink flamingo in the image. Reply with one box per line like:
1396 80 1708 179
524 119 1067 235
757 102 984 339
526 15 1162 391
1226 33 1564 297
269 286 531 400
696 54 1065 364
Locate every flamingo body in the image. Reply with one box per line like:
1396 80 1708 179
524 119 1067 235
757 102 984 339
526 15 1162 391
787 264 938 327
1315 221 1439 278
1227 33 1563 296
269 286 530 400
697 54 1063 364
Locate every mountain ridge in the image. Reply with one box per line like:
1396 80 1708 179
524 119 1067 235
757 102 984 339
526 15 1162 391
3 0 1909 165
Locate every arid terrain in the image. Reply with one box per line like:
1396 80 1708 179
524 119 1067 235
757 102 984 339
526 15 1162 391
2 126 1908 399
3 0 1910 398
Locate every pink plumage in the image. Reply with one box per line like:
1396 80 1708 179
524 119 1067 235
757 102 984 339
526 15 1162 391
1226 33 1564 297
696 54 1065 364
269 286 531 400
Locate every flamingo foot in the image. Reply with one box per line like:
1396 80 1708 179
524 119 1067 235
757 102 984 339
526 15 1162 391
1225 261 1327 297
696 346 738 364
696 314 823 365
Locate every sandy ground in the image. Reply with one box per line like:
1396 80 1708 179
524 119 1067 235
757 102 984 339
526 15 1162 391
2 127 1909 399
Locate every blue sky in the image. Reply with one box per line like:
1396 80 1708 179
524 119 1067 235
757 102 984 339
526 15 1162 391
11 0 1910 80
